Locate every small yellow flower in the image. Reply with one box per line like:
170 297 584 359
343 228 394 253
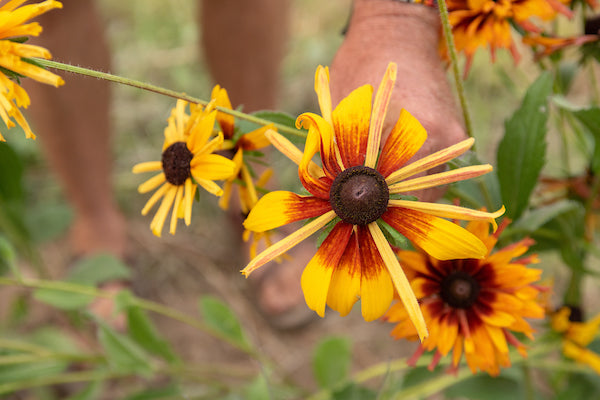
552 306 600 374
242 63 504 340
0 0 64 141
385 219 545 375
211 85 273 215
133 99 235 237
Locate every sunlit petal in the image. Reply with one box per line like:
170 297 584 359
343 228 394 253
365 62 396 168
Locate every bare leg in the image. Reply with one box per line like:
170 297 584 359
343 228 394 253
25 0 126 258
200 0 290 111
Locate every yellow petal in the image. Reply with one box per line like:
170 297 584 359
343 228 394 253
132 161 163 174
137 172 166 194
382 207 488 260
314 65 332 125
386 138 475 184
389 200 505 232
365 62 396 168
194 177 223 197
191 153 236 180
388 165 493 193
141 182 169 215
150 185 177 237
169 185 184 235
368 222 428 340
265 129 324 178
326 236 361 317
378 109 427 178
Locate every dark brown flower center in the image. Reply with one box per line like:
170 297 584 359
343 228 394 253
329 165 389 226
162 141 193 185
440 270 480 309
566 305 584 322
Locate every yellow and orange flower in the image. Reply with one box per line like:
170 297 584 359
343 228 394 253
0 0 64 141
385 219 545 375
446 0 572 74
552 306 600 374
523 34 599 58
133 99 235 237
242 62 504 340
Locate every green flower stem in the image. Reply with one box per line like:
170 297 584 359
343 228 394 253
0 353 102 366
438 0 473 141
563 268 583 307
0 370 127 396
35 59 306 139
0 276 266 364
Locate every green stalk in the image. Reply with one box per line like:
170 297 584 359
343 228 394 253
35 59 306 139
438 0 473 140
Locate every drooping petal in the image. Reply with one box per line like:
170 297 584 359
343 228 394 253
211 85 235 139
242 210 337 276
382 207 488 260
194 177 223 197
302 222 353 317
365 62 396 169
368 223 428 339
314 65 332 125
150 185 178 237
332 84 372 168
386 138 475 185
141 183 170 215
265 129 324 178
388 165 493 194
169 185 184 235
297 112 342 179
183 178 194 225
378 109 427 179
244 191 332 232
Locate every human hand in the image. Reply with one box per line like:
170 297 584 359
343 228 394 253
329 0 467 202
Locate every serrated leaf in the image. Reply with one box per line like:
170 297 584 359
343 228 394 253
199 296 248 347
126 307 178 363
312 336 351 389
497 72 553 220
572 106 600 174
97 322 152 376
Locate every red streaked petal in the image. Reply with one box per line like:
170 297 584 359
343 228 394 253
357 225 395 321
332 84 372 168
365 62 396 169
386 138 475 185
244 191 332 232
297 112 342 178
378 109 427 178
327 229 361 317
302 222 353 317
382 207 488 260
242 210 337 276
265 129 324 178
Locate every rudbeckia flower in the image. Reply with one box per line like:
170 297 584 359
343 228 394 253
242 62 504 340
551 306 600 374
133 99 235 237
385 219 545 375
446 0 573 74
210 85 274 215
0 0 64 141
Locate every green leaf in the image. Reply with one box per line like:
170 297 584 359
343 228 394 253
377 219 409 250
0 142 24 202
312 336 351 389
199 296 248 347
252 110 298 130
33 287 95 310
332 383 377 400
510 200 580 234
243 374 270 400
445 374 521 400
124 383 181 400
97 322 153 376
65 380 103 400
572 106 600 174
67 253 131 286
497 72 553 220
126 307 178 363
0 235 19 278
